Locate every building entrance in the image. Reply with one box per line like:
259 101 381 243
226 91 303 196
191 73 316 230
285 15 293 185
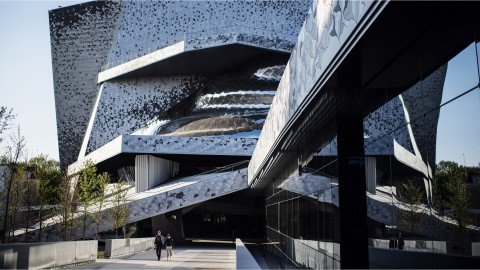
182 190 265 241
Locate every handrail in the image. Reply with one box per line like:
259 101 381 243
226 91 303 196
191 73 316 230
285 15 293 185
266 226 340 261
196 160 249 176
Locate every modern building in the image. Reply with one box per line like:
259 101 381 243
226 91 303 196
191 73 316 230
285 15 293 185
48 0 312 242
33 0 480 268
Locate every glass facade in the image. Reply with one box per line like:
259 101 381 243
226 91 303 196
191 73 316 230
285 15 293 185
365 42 480 258
265 156 340 268
264 41 480 268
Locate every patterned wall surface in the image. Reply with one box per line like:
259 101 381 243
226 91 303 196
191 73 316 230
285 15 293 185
69 135 258 174
366 191 480 241
318 97 414 157
401 65 447 165
23 169 248 240
81 57 284 158
247 0 446 183
249 0 379 182
317 65 446 161
51 1 311 168
84 76 206 155
123 135 258 156
107 0 311 67
50 1 122 168
278 173 339 206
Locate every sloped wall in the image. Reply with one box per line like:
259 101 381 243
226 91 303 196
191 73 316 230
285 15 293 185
50 2 122 168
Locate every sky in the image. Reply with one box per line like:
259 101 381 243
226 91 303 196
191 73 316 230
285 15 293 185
0 1 83 160
0 1 479 166
436 43 480 166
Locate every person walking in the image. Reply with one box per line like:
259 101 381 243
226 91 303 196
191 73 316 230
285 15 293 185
389 235 397 249
154 230 164 261
398 233 405 250
166 234 174 260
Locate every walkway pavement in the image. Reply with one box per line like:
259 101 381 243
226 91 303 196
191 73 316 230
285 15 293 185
70 246 236 269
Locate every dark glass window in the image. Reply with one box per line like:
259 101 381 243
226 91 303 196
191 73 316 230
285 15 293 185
266 204 278 230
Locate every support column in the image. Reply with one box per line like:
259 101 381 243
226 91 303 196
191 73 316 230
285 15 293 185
337 114 369 269
365 157 377 194
135 155 178 192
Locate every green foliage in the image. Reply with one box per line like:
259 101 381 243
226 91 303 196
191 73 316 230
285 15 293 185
57 172 78 241
91 172 109 239
1 127 25 244
78 160 100 204
398 180 424 236
77 160 110 239
0 106 15 144
434 161 470 212
433 160 472 252
29 155 62 205
97 251 105 259
7 163 27 241
94 172 109 203
109 179 131 238
19 163 37 242
24 155 62 241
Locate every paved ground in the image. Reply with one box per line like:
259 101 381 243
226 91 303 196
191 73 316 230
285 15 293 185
70 246 236 269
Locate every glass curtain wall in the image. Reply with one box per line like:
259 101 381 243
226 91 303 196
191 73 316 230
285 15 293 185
264 13 480 270
264 40 480 270
365 40 480 262
265 149 340 268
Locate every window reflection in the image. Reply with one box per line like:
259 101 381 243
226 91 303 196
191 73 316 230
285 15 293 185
264 35 480 270
264 153 340 268
365 42 480 260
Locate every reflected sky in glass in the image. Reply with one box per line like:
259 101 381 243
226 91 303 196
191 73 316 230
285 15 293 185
436 43 480 166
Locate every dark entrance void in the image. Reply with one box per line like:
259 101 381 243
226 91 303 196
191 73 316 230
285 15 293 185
183 190 264 240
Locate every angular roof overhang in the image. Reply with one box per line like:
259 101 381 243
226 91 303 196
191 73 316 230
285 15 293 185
68 135 258 175
98 42 292 83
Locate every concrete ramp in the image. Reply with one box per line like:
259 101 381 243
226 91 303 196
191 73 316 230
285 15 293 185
15 168 248 240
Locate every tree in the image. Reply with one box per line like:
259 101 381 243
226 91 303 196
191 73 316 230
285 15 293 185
6 163 27 242
0 106 15 144
20 163 36 242
433 161 458 213
91 172 109 240
1 127 26 243
434 161 472 253
398 180 425 237
109 179 131 238
57 171 77 241
78 160 107 239
29 155 62 241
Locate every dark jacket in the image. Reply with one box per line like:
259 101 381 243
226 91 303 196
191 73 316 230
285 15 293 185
166 238 174 247
154 235 164 247
389 238 397 249
398 238 405 250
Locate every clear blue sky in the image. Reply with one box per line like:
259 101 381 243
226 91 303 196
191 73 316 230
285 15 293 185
436 43 480 166
0 1 479 166
0 1 83 160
